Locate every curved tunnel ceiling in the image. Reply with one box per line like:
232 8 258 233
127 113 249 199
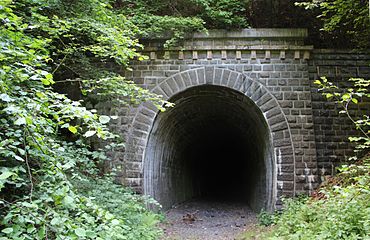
144 85 273 212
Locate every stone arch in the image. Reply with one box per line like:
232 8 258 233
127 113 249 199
123 67 295 211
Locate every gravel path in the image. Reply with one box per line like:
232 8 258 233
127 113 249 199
160 199 257 240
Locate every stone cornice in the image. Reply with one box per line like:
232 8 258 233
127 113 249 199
142 45 314 52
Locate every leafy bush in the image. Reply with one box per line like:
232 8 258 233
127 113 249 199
270 161 370 240
116 0 250 46
73 175 163 239
130 14 206 47
0 0 166 239
120 0 249 29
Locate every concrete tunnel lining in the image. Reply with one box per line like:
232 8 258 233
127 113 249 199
144 85 274 212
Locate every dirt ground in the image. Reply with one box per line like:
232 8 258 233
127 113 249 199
160 199 257 240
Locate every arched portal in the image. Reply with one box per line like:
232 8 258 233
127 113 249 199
144 85 273 212
124 67 296 212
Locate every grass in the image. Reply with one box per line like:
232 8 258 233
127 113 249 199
236 224 275 240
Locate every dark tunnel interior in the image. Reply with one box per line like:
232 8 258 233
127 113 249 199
144 85 272 212
188 125 250 201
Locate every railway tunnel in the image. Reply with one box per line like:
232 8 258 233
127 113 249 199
143 85 274 212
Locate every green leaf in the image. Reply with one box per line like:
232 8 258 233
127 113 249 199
18 148 26 155
27 226 36 234
50 217 60 225
36 92 45 98
14 117 26 125
63 195 74 206
2 228 13 234
111 219 120 225
25 116 32 125
349 137 363 142
313 80 321 85
14 155 24 162
21 202 36 208
75 228 86 237
342 93 350 101
0 171 13 180
84 130 96 137
68 126 78 134
41 78 50 85
38 226 45 238
99 115 110 124
351 98 358 104
0 93 13 102
45 73 53 80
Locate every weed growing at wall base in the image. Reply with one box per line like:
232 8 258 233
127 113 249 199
269 160 369 240
257 210 278 227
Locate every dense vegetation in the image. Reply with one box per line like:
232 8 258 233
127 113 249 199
0 0 168 239
124 0 249 29
296 0 370 48
252 157 369 240
115 0 250 46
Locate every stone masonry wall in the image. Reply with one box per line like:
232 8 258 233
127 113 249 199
309 50 370 182
98 29 370 210
101 30 370 210
111 29 320 210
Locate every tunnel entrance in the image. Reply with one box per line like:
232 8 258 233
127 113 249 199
144 85 273 212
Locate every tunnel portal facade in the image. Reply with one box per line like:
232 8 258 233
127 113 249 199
121 29 316 211
106 29 370 211
127 66 300 211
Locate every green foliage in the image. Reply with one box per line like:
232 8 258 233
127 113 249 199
0 0 166 239
269 161 370 240
81 75 174 110
181 0 249 29
314 77 370 155
296 0 370 48
11 0 169 108
129 14 206 47
73 176 163 239
122 0 249 29
117 0 250 46
257 210 278 227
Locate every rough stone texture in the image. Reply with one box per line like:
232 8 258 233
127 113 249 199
105 29 370 212
309 50 370 182
108 29 319 212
